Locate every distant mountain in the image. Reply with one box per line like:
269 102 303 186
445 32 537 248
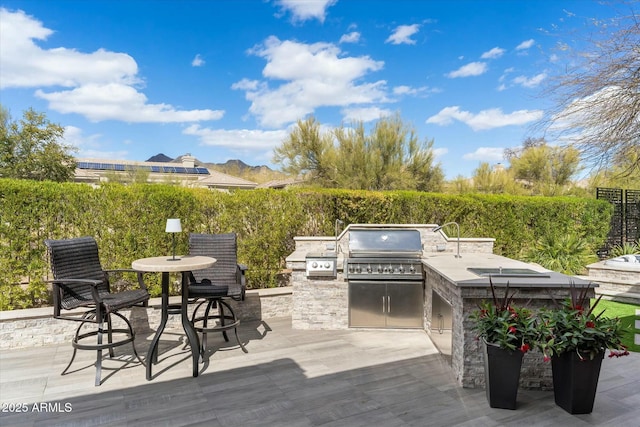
145 154 284 183
211 159 274 175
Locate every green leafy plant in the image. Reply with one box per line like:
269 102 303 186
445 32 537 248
537 283 629 361
469 280 538 353
521 232 598 275
610 241 639 257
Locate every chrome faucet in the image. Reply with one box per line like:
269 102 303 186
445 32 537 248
433 222 461 258
335 219 344 254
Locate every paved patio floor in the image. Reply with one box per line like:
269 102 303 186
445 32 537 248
1 317 639 426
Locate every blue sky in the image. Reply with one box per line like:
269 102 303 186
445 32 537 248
0 0 622 178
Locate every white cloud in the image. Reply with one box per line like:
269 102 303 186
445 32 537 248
426 106 543 131
237 36 387 127
0 8 138 89
433 147 448 158
231 78 260 91
549 86 624 141
63 125 130 158
513 72 547 88
341 107 393 122
385 24 420 45
339 31 361 44
0 8 223 124
36 83 225 123
274 0 337 23
62 125 94 151
191 54 205 67
183 125 289 151
462 147 505 161
481 47 505 59
516 39 535 50
393 85 441 97
446 62 487 78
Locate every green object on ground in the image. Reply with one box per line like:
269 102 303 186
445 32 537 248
593 299 640 353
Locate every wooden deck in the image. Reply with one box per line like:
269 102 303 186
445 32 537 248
1 317 639 426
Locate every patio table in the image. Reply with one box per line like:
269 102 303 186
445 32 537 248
132 255 216 380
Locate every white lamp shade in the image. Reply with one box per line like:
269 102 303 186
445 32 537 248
165 218 182 233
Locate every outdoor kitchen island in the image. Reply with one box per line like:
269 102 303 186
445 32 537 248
287 223 593 390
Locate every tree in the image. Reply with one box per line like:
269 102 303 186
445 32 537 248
273 114 444 191
536 1 640 175
273 116 336 186
0 106 76 181
505 138 582 195
472 162 523 194
587 148 640 189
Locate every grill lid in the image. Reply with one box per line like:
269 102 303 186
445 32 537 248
348 228 422 257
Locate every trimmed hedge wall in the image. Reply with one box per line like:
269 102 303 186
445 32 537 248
0 179 612 310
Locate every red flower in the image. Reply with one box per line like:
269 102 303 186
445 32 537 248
520 343 530 353
543 355 551 363
586 321 595 328
508 326 517 333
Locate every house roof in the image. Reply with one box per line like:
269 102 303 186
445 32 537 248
74 157 257 189
196 170 257 189
256 177 306 189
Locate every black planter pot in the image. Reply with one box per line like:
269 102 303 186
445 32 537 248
482 339 524 410
551 350 605 414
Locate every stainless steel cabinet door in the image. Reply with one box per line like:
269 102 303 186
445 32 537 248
349 281 423 328
386 282 424 328
349 282 386 327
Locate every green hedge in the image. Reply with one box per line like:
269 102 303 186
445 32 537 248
0 179 612 310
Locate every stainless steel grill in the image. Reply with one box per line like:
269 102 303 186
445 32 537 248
345 228 425 328
345 228 424 280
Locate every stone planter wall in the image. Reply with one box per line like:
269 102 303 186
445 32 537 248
0 287 292 350
585 261 640 304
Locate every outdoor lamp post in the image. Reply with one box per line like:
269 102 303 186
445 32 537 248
165 218 182 261
433 222 461 258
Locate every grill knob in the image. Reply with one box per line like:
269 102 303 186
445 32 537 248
366 265 372 273
324 262 330 269
355 265 361 273
409 265 415 273
312 262 318 268
377 265 382 273
399 265 405 273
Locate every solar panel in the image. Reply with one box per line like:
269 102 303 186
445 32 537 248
76 161 212 175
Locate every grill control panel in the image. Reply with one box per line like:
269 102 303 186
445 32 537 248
344 258 424 281
305 254 337 278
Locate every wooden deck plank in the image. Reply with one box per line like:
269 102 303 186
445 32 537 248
1 316 639 426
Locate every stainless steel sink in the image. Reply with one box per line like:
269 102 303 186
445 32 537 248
467 267 550 278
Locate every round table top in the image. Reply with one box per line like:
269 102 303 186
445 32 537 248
132 255 216 273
